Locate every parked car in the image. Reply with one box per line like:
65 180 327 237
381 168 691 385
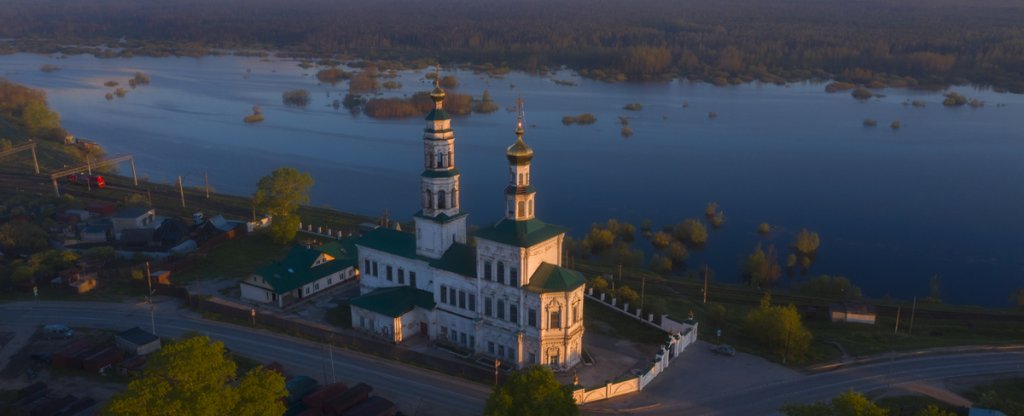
66 173 105 188
711 344 736 356
42 324 74 339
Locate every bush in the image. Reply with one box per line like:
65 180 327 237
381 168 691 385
590 276 609 292
316 68 351 84
617 285 640 305
282 90 310 107
623 103 643 111
793 229 820 255
473 90 499 113
891 120 901 129
666 241 688 262
943 92 967 107
561 116 576 125
825 82 856 93
621 126 634 137
758 222 771 235
705 202 719 217
744 294 812 363
575 113 597 125
673 219 708 246
851 88 874 100
743 244 781 287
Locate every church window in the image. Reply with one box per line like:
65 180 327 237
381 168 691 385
509 303 518 324
526 172 530 183
497 300 506 319
497 262 505 284
573 301 580 323
484 297 492 316
428 152 435 168
398 269 405 285
436 151 443 168
468 294 476 312
517 201 525 217
440 285 447 304
549 310 561 329
386 265 393 281
510 268 518 286
528 308 537 327
458 290 466 309
518 173 523 185
484 261 492 280
438 190 446 209
425 190 433 209
529 200 534 216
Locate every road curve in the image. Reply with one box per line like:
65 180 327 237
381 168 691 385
0 300 489 416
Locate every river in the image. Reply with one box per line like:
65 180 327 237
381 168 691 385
1 53 1022 306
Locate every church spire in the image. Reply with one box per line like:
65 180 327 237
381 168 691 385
504 98 536 221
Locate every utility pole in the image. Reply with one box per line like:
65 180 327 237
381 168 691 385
145 262 156 335
177 176 185 208
703 265 709 304
494 358 501 386
908 296 917 335
640 276 646 312
894 305 901 334
204 171 210 199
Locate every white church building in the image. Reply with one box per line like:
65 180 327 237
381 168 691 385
349 83 586 371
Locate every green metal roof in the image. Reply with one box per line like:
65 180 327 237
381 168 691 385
430 242 477 277
354 227 418 259
505 185 537 195
526 263 586 293
474 218 566 247
254 244 356 294
349 286 436 318
421 169 460 179
413 210 467 224
425 108 450 121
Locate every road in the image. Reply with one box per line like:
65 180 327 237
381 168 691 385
4 301 1022 416
589 347 1024 415
0 300 489 416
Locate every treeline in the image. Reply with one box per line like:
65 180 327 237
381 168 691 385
1 0 1023 91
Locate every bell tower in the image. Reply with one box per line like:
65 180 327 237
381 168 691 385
505 100 536 221
414 77 467 259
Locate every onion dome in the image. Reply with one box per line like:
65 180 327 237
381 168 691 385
430 78 446 102
506 120 534 165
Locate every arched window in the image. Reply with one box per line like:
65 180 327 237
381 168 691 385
518 173 523 185
425 190 433 209
529 200 534 216
438 190 447 209
517 201 525 217
428 152 435 168
436 151 443 168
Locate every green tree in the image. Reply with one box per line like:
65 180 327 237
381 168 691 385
666 241 688 263
106 335 286 416
21 100 60 136
590 276 609 292
780 390 887 416
744 293 812 363
585 227 615 253
617 285 641 305
915 405 956 416
0 221 49 254
650 231 672 250
484 366 578 416
673 219 708 246
650 254 672 274
253 167 314 244
743 244 782 288
793 229 820 255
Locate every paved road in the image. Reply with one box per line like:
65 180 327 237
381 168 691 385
0 300 489 416
589 347 1024 415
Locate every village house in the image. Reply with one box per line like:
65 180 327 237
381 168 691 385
240 240 358 307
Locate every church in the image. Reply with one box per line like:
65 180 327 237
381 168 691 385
348 82 586 371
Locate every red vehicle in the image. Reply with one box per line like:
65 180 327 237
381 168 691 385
67 173 105 188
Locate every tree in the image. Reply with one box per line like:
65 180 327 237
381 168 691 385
915 405 956 416
650 254 672 274
484 366 578 416
21 100 60 136
744 293 812 363
780 390 887 416
617 285 641 305
793 229 820 255
106 335 286 416
253 167 314 244
673 219 708 246
0 221 49 254
590 276 609 292
666 241 688 263
651 231 672 250
743 244 782 288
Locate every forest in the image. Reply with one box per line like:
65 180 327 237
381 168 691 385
1 0 1023 92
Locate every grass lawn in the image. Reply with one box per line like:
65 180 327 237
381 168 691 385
876 395 959 416
806 313 1024 357
172 232 289 283
963 378 1024 415
584 298 667 346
